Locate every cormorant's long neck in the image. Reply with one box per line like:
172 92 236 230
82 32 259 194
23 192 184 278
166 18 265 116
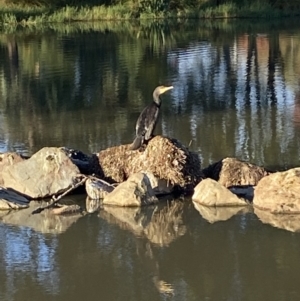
153 94 162 107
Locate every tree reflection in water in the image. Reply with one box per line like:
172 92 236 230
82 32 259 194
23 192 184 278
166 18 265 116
0 20 300 170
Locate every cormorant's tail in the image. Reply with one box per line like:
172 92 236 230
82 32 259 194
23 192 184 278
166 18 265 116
130 136 143 150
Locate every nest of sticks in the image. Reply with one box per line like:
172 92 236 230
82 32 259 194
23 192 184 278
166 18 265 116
97 135 203 190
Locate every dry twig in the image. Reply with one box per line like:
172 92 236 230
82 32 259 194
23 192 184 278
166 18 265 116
31 174 88 215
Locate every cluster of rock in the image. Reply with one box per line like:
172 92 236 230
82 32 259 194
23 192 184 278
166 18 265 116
0 136 300 232
0 136 199 208
192 159 300 232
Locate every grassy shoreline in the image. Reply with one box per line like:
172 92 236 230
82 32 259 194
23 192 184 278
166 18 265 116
0 2 300 25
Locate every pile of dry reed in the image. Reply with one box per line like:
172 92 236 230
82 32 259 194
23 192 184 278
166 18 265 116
97 135 203 190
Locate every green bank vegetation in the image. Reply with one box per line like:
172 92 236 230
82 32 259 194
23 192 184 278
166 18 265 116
0 0 300 24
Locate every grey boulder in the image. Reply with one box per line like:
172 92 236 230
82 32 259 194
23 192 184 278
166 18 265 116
2 147 80 199
103 172 158 207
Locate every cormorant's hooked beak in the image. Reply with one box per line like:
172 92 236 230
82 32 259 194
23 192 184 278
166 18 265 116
159 85 174 95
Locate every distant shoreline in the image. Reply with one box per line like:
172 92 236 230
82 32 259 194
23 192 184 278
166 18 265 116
0 2 300 25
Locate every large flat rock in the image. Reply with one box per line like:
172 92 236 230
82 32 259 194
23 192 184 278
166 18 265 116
103 172 158 206
192 178 248 207
253 168 300 213
2 147 80 199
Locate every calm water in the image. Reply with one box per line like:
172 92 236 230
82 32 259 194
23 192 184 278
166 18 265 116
1 19 300 301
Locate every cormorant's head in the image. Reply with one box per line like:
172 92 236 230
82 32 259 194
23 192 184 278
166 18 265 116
153 85 173 99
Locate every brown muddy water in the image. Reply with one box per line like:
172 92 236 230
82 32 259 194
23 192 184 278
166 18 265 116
1 19 300 301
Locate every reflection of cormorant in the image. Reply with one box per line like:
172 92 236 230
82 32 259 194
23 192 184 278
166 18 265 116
130 85 173 150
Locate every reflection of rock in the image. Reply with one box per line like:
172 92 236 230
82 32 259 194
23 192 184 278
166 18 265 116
0 201 82 234
254 207 300 232
192 178 248 207
103 173 158 206
2 147 80 199
86 197 101 213
143 202 186 246
193 201 250 223
202 157 269 187
100 201 186 246
253 168 300 213
153 276 174 296
51 204 82 215
0 187 30 210
100 206 144 235
85 177 114 199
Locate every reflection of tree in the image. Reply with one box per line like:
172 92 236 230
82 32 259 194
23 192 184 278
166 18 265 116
0 22 175 154
0 224 60 299
136 21 175 54
0 21 300 169
293 92 300 126
168 23 300 168
5 35 19 82
267 33 279 105
245 34 256 106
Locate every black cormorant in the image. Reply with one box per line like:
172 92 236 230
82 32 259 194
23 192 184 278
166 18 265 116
130 85 173 150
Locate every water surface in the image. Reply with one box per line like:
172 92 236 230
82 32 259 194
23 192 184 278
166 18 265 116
1 19 300 301
1 19 300 168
